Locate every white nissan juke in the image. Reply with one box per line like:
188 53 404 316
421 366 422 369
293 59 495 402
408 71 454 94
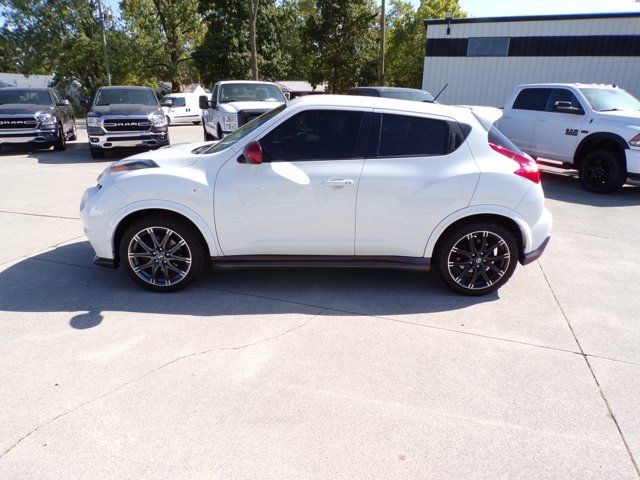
80 95 552 296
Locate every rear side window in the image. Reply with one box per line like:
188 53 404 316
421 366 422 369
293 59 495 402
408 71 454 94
378 114 448 157
513 88 551 111
489 125 524 155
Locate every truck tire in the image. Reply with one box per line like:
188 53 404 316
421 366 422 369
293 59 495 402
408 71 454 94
217 125 223 140
69 121 78 141
578 149 626 194
90 146 105 159
203 123 214 141
53 124 66 151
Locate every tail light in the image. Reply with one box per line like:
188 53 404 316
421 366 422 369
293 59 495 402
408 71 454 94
489 142 541 184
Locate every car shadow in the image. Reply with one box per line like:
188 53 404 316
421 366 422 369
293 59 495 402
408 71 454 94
0 241 497 330
541 169 640 207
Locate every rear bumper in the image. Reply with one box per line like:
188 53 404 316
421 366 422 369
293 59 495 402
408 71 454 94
520 236 550 265
0 129 59 144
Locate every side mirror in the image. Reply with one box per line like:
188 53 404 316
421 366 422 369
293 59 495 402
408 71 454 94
161 99 173 108
57 99 71 106
241 140 263 164
283 92 291 101
554 100 582 114
80 99 90 107
198 95 209 110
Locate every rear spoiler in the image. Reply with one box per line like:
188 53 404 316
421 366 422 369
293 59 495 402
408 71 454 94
456 105 503 131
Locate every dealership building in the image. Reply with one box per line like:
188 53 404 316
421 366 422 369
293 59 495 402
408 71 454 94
422 12 640 107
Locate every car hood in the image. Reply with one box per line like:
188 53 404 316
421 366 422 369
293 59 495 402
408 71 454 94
596 110 640 124
218 100 284 113
90 104 163 117
0 104 54 115
121 141 217 168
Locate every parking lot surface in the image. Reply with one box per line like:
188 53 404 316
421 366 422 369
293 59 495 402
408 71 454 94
1 123 639 479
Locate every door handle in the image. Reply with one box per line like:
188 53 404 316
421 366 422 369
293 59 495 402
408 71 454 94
323 178 354 187
538 118 551 123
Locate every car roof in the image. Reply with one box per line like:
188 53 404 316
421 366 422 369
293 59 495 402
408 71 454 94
217 80 279 86
350 86 432 94
98 85 154 90
290 94 473 119
517 83 619 90
0 87 49 91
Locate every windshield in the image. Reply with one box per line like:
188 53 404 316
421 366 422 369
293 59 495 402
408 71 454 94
219 84 286 103
382 90 436 103
95 88 159 106
204 105 287 154
0 89 52 106
579 88 640 112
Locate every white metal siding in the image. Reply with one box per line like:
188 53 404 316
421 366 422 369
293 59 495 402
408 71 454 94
422 17 640 106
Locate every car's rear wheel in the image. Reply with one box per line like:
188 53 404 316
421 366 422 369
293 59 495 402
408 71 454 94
435 221 518 296
119 215 207 292
578 149 626 194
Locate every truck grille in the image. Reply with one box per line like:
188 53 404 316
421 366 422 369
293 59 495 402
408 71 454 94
103 118 152 132
0 117 37 130
237 109 269 127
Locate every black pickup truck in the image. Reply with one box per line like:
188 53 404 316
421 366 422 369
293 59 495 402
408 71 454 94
85 86 171 159
0 87 77 152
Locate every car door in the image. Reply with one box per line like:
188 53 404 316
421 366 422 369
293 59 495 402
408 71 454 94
355 111 480 257
498 88 550 155
214 107 370 256
532 88 587 161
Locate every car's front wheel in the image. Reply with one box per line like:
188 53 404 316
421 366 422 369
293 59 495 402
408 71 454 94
435 221 518 296
53 124 66 151
578 149 626 194
203 123 214 141
119 215 207 292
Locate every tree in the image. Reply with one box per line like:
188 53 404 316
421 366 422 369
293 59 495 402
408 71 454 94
385 0 465 89
302 0 379 93
247 0 259 80
120 0 206 91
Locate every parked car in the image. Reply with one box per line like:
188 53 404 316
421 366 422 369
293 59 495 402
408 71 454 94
199 80 286 141
84 86 171 159
161 92 203 125
497 83 640 193
348 86 437 103
80 95 552 295
0 87 76 152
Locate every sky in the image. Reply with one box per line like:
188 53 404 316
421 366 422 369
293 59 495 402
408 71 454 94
437 0 640 17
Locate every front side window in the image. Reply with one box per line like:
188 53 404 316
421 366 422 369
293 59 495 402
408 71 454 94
261 110 364 162
95 88 159 106
513 88 551 112
203 105 286 154
378 114 448 157
165 96 186 107
579 88 640 112
545 89 584 114
0 89 52 106
219 83 286 103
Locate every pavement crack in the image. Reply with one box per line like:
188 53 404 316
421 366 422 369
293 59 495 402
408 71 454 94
0 309 322 460
0 209 80 221
537 261 640 477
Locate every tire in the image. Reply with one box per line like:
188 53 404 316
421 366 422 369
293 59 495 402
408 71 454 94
203 123 214 141
119 214 207 292
166 116 171 126
90 146 105 159
217 125 223 140
53 124 66 151
578 149 627 194
435 221 519 296
192 121 201 125
69 120 78 141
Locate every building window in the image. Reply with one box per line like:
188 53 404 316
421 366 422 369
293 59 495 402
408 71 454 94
467 37 510 56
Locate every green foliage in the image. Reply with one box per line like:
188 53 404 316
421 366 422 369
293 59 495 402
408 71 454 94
194 0 309 86
302 0 379 93
385 0 465 89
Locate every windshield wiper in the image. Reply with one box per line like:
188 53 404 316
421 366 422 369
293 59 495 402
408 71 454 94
599 108 623 112
96 103 111 106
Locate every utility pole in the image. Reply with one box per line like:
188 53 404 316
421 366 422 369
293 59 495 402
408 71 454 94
96 0 112 85
379 0 385 85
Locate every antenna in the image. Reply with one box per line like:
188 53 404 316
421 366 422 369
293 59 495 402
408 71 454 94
433 83 449 102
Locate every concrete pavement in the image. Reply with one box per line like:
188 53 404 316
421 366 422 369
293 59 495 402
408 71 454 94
0 123 639 479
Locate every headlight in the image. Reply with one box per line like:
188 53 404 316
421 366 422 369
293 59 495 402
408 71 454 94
148 113 167 127
630 133 640 147
86 117 101 128
223 114 238 132
108 159 159 173
36 113 57 125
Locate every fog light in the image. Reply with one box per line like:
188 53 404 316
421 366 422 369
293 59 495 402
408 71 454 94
90 137 99 143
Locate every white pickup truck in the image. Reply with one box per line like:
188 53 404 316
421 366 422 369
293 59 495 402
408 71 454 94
199 80 286 141
497 83 640 193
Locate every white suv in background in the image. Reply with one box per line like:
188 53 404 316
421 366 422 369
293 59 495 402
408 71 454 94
80 95 552 296
498 83 640 193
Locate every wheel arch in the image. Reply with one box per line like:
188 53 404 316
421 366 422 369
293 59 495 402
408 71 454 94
424 207 530 262
109 202 219 267
573 132 628 167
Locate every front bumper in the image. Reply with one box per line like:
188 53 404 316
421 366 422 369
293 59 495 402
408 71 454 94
88 130 169 149
0 128 59 144
626 148 640 175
